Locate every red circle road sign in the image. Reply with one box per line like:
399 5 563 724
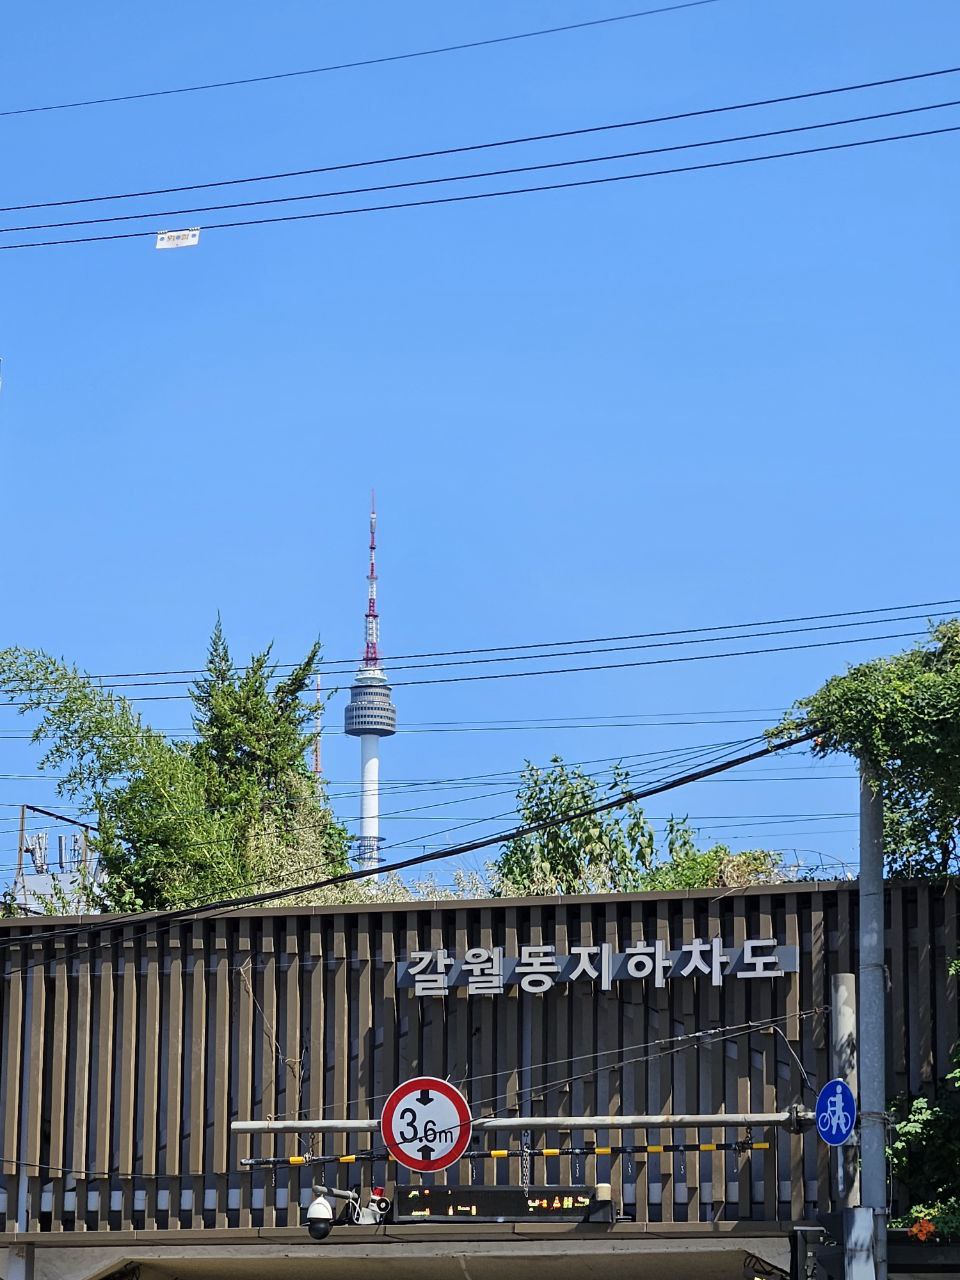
380 1077 473 1173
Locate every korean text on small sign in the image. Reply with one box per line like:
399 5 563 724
156 228 201 249
400 937 797 997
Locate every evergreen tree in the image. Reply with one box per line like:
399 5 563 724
0 625 350 912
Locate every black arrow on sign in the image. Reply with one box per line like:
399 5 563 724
416 1089 433 1106
418 1144 435 1161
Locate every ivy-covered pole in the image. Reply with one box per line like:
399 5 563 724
859 763 887 1280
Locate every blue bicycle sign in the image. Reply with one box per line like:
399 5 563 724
815 1078 857 1145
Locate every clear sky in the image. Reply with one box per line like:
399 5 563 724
0 0 957 884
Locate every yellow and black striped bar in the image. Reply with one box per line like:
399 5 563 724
241 1140 769 1170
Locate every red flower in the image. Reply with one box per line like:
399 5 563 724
909 1219 936 1242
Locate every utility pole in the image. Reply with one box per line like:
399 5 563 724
858 764 887 1280
832 973 870 1279
831 973 859 1208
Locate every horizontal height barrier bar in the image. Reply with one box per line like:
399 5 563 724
242 1140 771 1168
232 1109 810 1135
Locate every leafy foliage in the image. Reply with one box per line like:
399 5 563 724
888 957 960 1238
637 818 782 890
496 758 654 896
897 1200 960 1242
771 621 960 876
494 756 783 895
0 626 350 912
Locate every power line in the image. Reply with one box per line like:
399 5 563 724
0 628 932 706
0 2 721 121
0 627 931 707
67 609 952 687
5 65 958 214
41 596 959 681
0 732 808 970
7 98 960 236
382 629 929 688
3 123 957 252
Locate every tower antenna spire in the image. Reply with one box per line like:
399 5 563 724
364 490 380 668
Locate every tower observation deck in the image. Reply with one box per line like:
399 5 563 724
343 497 396 874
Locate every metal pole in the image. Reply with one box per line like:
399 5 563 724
232 1109 811 1135
859 763 887 1280
831 972 860 1207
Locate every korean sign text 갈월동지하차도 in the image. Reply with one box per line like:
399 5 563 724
399 935 798 997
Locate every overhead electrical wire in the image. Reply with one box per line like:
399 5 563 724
1 739 738 841
376 736 771 853
5 98 960 236
0 2 721 120
3 125 960 251
0 626 928 707
0 617 942 707
58 609 951 689
5 66 959 214
40 596 958 682
0 732 809 969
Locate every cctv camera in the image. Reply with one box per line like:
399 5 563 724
306 1193 335 1241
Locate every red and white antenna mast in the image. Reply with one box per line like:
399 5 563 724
364 490 380 668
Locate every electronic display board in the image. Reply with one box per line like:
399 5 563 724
394 1185 593 1223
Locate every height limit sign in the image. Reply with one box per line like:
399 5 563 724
380 1076 472 1172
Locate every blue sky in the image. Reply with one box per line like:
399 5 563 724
0 0 957 884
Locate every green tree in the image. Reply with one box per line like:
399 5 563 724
493 756 782 895
496 758 654 896
0 626 350 912
770 620 960 876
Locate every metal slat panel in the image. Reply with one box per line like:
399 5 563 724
70 937 92 1230
944 884 959 1075
572 908 596 1201
376 912 396 1185
500 906 520 1190
94 931 115 1229
142 931 161 1230
475 908 496 1188
259 920 277 1225
117 930 138 1229
655 900 673 1221
706 898 725 1222
546 905 572 1196
680 899 698 1222
602 904 622 1208
0 942 23 1177
235 919 254 1229
732 898 750 1219
23 940 46 1188
916 885 934 1085
47 936 69 1231
757 896 777 1222
211 922 231 1229
188 924 207 1227
164 927 184 1228
448 909 470 1189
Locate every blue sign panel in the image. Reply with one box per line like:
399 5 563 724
815 1078 857 1145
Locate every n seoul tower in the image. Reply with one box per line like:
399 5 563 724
344 495 397 874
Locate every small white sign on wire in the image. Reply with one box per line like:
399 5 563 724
156 228 201 250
